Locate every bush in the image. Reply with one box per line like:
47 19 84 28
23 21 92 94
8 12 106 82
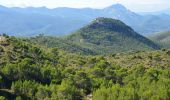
0 96 6 100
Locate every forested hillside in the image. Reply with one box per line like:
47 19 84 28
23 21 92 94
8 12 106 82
149 30 170 49
1 0 170 99
0 35 169 100
29 18 160 55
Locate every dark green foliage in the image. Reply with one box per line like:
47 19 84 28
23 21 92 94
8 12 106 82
93 66 170 100
0 96 6 100
0 46 4 52
0 36 169 100
11 80 38 97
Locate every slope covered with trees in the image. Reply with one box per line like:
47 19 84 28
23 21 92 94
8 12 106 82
0 35 169 100
30 18 160 55
149 30 170 49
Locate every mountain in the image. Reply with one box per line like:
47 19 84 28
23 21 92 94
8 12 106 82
30 18 160 55
140 8 170 15
1 4 170 36
149 30 170 48
0 6 89 36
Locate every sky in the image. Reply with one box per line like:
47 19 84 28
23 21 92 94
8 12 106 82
0 0 170 12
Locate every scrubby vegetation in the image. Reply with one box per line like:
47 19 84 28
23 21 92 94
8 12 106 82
0 36 169 100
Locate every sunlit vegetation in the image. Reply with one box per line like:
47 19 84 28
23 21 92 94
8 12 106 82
0 35 169 100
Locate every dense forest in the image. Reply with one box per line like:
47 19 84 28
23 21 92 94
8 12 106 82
0 34 170 100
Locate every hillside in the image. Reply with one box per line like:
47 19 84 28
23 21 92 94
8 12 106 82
66 18 161 54
1 4 170 36
0 35 169 99
29 34 97 55
149 30 170 48
29 18 160 55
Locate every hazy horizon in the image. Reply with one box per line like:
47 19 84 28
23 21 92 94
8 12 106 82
0 0 170 12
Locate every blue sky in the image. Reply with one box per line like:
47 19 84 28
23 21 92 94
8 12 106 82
0 0 170 12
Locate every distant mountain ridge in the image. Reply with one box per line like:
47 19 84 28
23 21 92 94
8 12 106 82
140 8 170 15
0 4 170 36
30 18 161 55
